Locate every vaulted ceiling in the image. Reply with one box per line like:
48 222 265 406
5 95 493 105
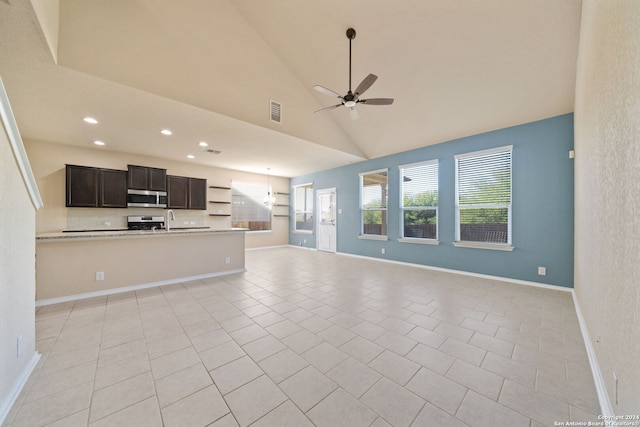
0 0 581 177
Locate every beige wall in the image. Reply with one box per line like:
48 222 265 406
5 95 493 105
30 0 59 63
0 111 37 416
36 231 245 301
574 0 640 413
25 139 290 248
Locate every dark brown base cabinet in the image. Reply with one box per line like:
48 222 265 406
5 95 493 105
66 165 128 208
167 176 207 209
127 165 167 191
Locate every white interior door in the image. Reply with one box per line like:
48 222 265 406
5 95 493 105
316 188 337 253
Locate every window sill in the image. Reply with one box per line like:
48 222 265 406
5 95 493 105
398 238 440 245
292 230 313 234
453 241 514 251
358 234 388 241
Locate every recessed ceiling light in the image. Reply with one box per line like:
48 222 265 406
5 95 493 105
187 154 195 159
83 117 98 124
94 140 105 146
198 141 208 147
161 129 172 135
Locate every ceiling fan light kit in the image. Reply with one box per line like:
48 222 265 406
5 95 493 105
314 27 394 120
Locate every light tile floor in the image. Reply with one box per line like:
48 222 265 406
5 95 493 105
4 247 601 427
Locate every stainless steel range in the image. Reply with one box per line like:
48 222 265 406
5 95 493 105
127 215 165 230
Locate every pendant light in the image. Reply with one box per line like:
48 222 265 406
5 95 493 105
263 168 276 207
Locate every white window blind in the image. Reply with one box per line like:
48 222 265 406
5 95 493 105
455 146 512 245
360 169 388 236
400 160 438 240
294 183 313 231
231 181 271 231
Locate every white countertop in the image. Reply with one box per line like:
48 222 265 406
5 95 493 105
36 227 247 242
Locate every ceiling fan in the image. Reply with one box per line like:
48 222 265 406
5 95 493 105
314 27 394 120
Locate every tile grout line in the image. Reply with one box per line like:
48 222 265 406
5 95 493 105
86 297 108 425
18 248 603 427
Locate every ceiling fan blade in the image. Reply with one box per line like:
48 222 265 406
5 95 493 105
360 98 394 105
314 104 342 113
354 74 378 96
313 85 342 98
349 107 359 121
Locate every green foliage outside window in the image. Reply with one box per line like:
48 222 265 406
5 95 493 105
403 191 438 225
458 170 510 225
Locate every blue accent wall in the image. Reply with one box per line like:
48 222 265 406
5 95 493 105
290 114 574 287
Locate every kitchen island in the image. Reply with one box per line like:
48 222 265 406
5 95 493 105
35 228 247 304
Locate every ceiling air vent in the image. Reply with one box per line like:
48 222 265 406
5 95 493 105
270 99 282 124
204 148 222 155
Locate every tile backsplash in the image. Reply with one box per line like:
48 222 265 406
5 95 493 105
66 208 206 230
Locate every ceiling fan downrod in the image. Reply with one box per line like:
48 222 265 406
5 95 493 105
347 28 356 93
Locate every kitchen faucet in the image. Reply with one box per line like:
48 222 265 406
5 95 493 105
166 209 175 231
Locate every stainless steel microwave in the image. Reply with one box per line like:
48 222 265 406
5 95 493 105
126 189 167 208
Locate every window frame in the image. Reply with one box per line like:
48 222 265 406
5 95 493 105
292 182 314 234
454 145 514 251
359 168 389 241
398 159 439 245
231 180 272 233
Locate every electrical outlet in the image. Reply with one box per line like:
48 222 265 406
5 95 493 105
381 248 386 254
537 266 546 276
225 256 231 265
96 271 105 281
303 239 306 244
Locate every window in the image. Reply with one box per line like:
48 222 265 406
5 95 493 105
231 181 271 231
293 183 313 232
400 160 438 241
360 169 388 238
455 146 512 248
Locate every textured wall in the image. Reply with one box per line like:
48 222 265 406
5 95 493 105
574 0 640 413
0 108 37 417
291 115 575 287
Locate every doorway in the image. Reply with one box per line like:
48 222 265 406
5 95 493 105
316 188 337 253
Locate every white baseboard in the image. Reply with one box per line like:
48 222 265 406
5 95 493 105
35 269 246 307
0 352 40 425
571 291 613 417
287 244 317 251
336 251 573 292
245 245 290 251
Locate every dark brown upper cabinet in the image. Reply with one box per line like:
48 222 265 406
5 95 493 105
66 165 127 208
99 168 128 207
167 175 207 210
66 165 98 207
188 178 207 210
167 175 188 209
127 165 167 191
